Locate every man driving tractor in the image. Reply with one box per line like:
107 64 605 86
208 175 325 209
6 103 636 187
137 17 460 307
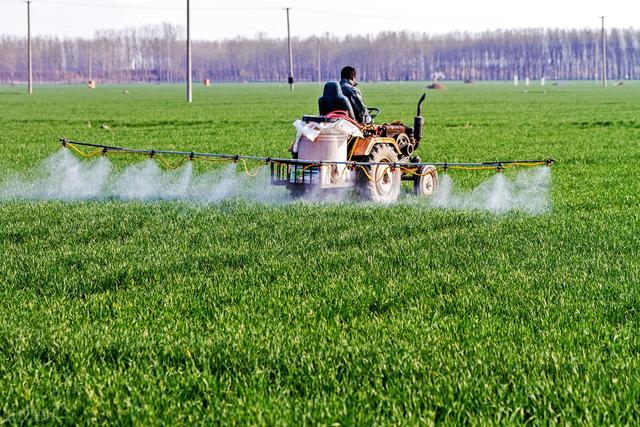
339 66 371 124
277 67 442 202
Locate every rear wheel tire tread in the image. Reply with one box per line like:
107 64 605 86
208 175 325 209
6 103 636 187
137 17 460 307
356 144 401 203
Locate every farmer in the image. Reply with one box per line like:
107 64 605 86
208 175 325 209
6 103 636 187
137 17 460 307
339 66 371 124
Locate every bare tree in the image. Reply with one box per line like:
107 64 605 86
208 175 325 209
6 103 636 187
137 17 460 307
1 25 638 84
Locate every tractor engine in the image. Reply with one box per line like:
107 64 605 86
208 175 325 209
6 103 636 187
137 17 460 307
372 93 426 159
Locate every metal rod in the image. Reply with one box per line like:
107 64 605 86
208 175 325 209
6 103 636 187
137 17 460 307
186 0 192 103
59 138 553 169
601 16 607 87
594 29 598 85
286 7 294 91
26 0 32 95
316 37 321 84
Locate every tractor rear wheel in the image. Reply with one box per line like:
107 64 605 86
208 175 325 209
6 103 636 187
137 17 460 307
414 165 438 197
356 144 401 203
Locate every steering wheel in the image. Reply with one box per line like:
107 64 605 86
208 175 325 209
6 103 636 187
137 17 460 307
368 107 381 119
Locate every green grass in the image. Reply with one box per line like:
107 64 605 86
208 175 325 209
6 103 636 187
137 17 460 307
1 82 639 424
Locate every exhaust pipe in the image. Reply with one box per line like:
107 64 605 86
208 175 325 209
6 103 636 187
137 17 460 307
413 93 426 142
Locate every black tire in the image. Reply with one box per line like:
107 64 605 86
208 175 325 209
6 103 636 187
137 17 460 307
413 165 438 197
356 144 401 203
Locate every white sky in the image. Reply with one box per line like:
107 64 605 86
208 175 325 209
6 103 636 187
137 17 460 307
0 0 637 39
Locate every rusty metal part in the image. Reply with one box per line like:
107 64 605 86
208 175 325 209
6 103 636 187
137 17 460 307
378 124 410 138
349 136 401 158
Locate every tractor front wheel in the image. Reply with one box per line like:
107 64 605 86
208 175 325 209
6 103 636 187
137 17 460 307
356 144 401 203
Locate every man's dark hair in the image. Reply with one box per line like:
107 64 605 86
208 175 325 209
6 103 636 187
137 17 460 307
341 66 356 80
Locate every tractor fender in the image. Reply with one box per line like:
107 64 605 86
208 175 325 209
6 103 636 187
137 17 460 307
349 136 401 159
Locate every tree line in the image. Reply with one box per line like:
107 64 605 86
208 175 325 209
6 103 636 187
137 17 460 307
1 24 639 83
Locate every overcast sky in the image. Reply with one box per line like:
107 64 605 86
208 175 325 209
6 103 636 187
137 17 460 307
0 0 637 39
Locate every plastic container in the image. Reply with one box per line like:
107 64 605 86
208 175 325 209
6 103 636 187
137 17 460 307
297 128 350 187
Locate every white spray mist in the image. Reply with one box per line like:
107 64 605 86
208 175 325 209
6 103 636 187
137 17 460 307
429 166 551 214
0 149 551 214
0 149 111 201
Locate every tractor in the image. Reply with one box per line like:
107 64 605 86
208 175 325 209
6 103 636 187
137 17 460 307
270 81 438 203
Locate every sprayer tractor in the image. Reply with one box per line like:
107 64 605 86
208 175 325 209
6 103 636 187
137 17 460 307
270 81 437 203
57 83 552 200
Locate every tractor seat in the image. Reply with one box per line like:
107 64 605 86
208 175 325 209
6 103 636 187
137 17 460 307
318 81 355 120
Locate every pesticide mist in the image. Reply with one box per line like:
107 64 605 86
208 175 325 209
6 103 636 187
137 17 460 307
0 149 552 214
428 167 552 214
0 149 288 203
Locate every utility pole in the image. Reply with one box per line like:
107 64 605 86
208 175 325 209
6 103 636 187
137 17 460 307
26 0 32 94
285 7 294 91
540 27 546 85
594 31 599 85
601 16 607 87
186 0 192 102
316 37 321 84
88 46 92 81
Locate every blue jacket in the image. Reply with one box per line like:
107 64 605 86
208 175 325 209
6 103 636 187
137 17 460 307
340 78 369 123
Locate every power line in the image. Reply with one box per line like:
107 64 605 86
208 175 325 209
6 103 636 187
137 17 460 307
0 1 513 25
0 1 626 42
295 7 507 26
4 0 282 11
0 1 620 30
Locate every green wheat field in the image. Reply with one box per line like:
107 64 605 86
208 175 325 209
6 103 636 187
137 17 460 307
0 82 639 424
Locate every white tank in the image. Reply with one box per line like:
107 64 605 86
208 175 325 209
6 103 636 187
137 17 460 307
297 128 351 187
